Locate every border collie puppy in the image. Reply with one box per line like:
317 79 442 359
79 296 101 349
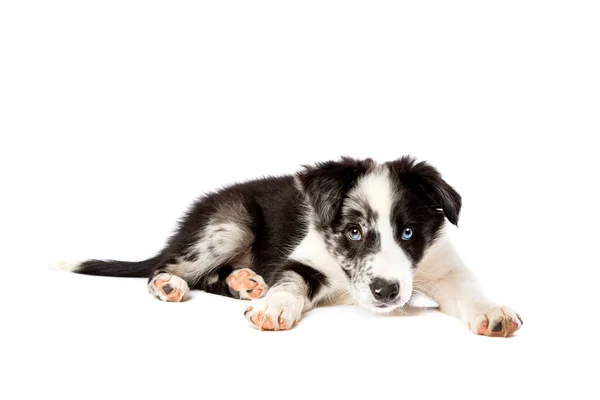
61 156 522 337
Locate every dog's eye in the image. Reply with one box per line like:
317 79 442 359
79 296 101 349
401 228 414 241
346 227 362 241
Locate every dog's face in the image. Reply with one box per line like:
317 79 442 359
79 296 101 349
297 156 461 313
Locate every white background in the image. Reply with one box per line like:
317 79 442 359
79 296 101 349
1 1 599 399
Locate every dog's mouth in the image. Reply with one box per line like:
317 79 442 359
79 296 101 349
369 300 406 313
351 286 412 313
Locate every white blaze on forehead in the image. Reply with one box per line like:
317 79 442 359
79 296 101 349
351 168 414 302
352 168 396 250
362 170 391 225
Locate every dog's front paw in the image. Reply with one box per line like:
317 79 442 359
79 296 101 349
244 293 303 331
468 305 523 337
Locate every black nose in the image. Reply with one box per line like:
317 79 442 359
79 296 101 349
370 279 400 303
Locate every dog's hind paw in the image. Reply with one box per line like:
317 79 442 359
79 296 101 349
148 273 189 302
468 305 523 337
227 268 268 300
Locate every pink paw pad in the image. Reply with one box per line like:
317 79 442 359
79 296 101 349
226 268 268 300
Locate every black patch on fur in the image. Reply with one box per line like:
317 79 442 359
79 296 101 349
195 265 236 297
387 155 461 226
296 157 374 228
275 261 329 301
335 227 381 269
385 156 462 265
76 255 162 278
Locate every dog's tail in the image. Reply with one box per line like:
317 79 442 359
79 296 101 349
52 255 162 278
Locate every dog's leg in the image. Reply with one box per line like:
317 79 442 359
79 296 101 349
243 276 306 331
415 230 523 337
149 266 269 302
243 261 327 331
148 213 256 302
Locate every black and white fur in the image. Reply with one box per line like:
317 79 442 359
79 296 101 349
61 156 522 335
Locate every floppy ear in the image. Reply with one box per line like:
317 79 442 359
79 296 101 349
430 175 462 226
388 156 462 226
295 157 374 226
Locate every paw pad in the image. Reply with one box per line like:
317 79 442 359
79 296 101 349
477 321 488 335
470 306 523 338
148 273 189 302
226 268 268 300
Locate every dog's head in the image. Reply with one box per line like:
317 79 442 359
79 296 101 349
296 156 461 313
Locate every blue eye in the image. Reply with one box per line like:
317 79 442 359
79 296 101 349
401 228 414 241
347 227 362 241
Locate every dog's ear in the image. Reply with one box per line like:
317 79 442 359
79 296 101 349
388 156 462 226
296 157 375 226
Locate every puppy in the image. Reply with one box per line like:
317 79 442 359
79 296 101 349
61 156 522 336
